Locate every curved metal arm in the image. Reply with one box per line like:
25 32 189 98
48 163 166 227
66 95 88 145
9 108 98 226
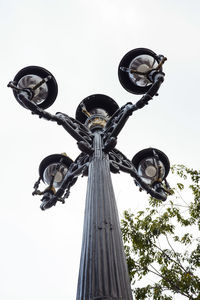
112 160 167 201
55 162 89 200
109 148 169 201
103 75 164 143
103 102 135 143
10 89 94 153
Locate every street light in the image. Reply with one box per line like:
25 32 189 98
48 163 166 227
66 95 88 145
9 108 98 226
118 47 166 94
33 153 76 210
11 65 58 109
132 147 170 200
8 47 171 300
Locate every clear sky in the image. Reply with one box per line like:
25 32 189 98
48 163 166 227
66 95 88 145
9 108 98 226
1 0 200 299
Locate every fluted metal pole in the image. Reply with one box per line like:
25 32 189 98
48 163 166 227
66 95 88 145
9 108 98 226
76 131 133 300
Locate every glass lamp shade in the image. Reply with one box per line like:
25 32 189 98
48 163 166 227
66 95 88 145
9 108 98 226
118 48 162 94
13 66 58 109
39 154 73 189
75 94 119 125
132 148 170 186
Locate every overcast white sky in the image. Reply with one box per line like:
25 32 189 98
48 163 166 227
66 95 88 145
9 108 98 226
1 0 200 299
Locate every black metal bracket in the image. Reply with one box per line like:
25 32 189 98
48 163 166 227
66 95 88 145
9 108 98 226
38 152 90 210
103 75 164 145
108 148 170 201
7 85 94 154
8 73 168 209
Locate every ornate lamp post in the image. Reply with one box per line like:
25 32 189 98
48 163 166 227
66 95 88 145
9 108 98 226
8 48 171 300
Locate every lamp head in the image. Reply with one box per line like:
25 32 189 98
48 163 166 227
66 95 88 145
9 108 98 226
39 154 73 189
132 148 170 187
12 66 58 109
75 94 119 130
118 48 164 94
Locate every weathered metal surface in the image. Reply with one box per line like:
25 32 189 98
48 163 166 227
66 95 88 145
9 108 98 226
76 132 133 300
8 65 169 299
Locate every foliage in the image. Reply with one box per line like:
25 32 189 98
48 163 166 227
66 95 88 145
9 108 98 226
121 165 200 299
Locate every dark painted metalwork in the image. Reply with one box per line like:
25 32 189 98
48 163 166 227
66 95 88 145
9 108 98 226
118 47 166 95
8 49 171 299
76 94 119 124
76 132 133 300
10 65 58 109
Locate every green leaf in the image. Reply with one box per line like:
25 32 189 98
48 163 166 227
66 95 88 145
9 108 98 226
121 164 200 299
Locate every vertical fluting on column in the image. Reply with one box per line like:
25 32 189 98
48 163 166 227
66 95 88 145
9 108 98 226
76 132 133 300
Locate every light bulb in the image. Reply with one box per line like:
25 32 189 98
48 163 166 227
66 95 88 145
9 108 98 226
17 74 48 104
138 157 165 185
129 54 158 87
43 163 67 188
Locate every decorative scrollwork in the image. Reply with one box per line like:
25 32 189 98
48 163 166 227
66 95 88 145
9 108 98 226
56 112 93 143
55 112 94 154
103 76 165 146
109 148 134 174
8 77 169 208
103 102 135 142
33 152 90 210
7 88 94 154
108 148 169 201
